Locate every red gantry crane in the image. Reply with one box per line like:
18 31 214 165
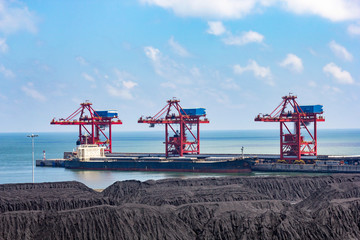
51 101 122 153
138 98 209 157
255 95 325 163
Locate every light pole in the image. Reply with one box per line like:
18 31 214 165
27 134 38 183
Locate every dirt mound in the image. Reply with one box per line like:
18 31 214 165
2 175 360 239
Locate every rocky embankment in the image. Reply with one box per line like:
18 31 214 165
2 175 360 239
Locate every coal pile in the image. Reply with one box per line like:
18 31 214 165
2 175 360 239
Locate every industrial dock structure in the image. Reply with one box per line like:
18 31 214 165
51 101 122 153
255 95 325 163
138 98 209 157
37 95 360 173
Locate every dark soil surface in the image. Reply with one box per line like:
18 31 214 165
2 175 360 239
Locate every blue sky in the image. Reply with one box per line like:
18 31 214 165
0 0 359 132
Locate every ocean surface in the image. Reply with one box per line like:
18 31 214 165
0 129 359 189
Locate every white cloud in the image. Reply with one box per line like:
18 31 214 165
322 85 342 94
82 72 95 82
106 85 134 99
93 68 107 80
114 69 136 83
141 0 360 22
123 80 138 89
190 67 201 77
328 41 353 61
144 46 160 61
0 64 15 78
279 53 303 73
168 36 190 57
233 59 273 85
323 62 354 84
21 82 46 101
0 38 8 53
141 0 258 19
206 22 264 47
348 22 360 35
280 0 360 22
144 46 192 85
0 0 37 35
106 69 138 99
76 56 88 66
308 48 318 56
221 78 240 90
223 31 264 46
207 21 226 35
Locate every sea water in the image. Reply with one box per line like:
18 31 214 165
0 129 359 189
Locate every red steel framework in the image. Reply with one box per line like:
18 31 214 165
138 98 209 157
50 101 122 153
255 95 325 162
